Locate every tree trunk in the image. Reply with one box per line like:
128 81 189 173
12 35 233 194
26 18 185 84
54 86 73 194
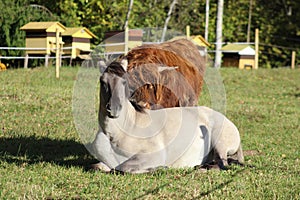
205 0 210 42
247 0 253 43
161 0 177 42
214 0 224 68
123 0 134 30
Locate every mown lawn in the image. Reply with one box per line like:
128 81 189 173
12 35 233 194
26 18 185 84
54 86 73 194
0 66 299 199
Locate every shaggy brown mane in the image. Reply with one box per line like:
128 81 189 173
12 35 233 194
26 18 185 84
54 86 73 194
131 39 206 76
115 39 206 110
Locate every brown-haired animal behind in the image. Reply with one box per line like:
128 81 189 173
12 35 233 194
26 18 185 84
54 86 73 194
133 39 206 76
122 39 206 110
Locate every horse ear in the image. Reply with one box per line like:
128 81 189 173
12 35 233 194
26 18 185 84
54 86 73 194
120 59 128 71
98 60 107 74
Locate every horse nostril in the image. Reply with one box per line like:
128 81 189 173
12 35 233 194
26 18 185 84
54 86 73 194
106 103 111 111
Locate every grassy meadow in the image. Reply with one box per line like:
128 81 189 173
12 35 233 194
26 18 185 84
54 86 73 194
0 66 299 199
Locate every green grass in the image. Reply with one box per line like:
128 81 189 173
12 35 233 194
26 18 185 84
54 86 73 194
0 66 299 199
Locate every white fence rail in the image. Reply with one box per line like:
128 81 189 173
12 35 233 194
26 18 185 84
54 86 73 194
0 56 72 59
0 46 74 60
0 45 125 61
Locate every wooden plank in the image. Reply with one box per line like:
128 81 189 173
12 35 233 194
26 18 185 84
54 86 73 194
24 54 29 68
45 54 49 67
73 37 90 43
186 25 190 39
124 27 129 54
291 51 296 69
254 28 259 69
56 28 60 78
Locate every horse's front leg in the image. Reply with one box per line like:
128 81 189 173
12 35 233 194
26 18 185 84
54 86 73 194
115 151 167 174
90 161 111 172
88 130 127 172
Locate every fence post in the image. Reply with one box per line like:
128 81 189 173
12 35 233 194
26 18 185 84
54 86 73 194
124 27 129 54
60 42 63 67
291 51 296 69
186 25 190 39
254 28 259 69
45 54 49 67
24 54 29 69
55 28 60 78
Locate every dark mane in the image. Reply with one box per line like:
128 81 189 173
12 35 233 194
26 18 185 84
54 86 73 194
104 61 146 113
105 61 126 77
130 101 146 113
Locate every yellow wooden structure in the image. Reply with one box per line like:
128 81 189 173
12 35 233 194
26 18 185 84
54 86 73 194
0 62 6 71
221 44 255 69
62 27 97 59
170 35 210 56
171 35 210 47
104 29 143 55
20 21 66 55
190 35 210 48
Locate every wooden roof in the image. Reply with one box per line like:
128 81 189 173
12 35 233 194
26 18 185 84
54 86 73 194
20 21 66 32
170 35 210 47
190 35 210 47
62 27 97 39
221 43 255 55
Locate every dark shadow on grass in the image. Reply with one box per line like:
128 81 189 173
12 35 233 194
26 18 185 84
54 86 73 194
133 183 169 200
132 163 253 199
192 167 247 199
132 169 194 199
0 135 97 169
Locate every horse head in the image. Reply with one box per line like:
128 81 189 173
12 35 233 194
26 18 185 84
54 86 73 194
99 59 129 118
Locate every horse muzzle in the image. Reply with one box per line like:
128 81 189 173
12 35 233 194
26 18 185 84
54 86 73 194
106 103 120 118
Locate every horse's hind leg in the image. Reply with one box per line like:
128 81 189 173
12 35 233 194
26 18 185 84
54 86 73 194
236 144 245 165
218 145 244 168
215 149 229 170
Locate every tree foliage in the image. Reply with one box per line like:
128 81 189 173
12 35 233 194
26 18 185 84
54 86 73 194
0 0 56 67
0 0 299 68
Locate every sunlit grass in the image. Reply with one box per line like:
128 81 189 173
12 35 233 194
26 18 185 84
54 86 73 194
0 66 299 199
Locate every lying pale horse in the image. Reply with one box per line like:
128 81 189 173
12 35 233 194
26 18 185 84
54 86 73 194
90 60 244 173
99 39 205 110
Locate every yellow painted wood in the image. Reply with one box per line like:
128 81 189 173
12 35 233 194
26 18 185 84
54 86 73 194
62 27 97 39
221 44 251 51
20 21 66 33
62 27 96 58
124 27 129 54
47 37 64 54
56 28 60 78
186 25 190 39
128 41 142 49
239 58 255 69
25 38 47 54
291 51 296 69
255 28 259 69
170 35 210 47
72 42 90 51
72 42 91 58
21 22 66 55
72 31 92 39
